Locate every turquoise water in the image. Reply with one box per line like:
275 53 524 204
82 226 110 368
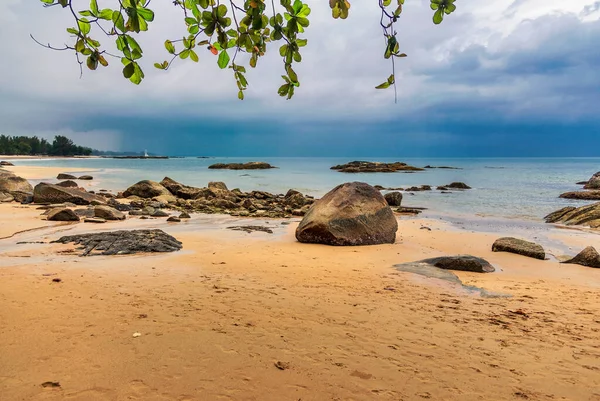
13 157 600 221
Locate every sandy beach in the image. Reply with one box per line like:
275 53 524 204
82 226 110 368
1 165 599 401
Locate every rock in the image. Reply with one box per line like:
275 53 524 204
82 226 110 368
152 210 169 217
395 207 424 215
56 180 79 188
73 208 95 218
583 172 600 189
384 191 403 207
107 199 133 212
561 246 600 268
423 165 461 169
57 173 77 180
559 191 600 200
33 183 106 205
445 182 471 189
94 205 126 221
208 162 276 170
0 171 33 194
0 191 14 202
284 192 307 209
0 161 15 166
78 175 93 180
227 225 273 234
11 191 33 204
208 181 228 191
153 194 177 204
122 180 172 199
295 182 398 246
396 255 495 273
51 229 183 256
179 212 191 219
160 177 203 199
47 207 80 222
544 202 600 228
492 237 545 260
330 161 424 173
167 216 181 222
84 217 106 223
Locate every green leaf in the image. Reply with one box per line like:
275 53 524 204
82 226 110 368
79 10 93 17
123 62 135 78
433 8 443 24
137 8 154 22
77 19 91 35
112 11 125 32
75 39 85 53
190 50 199 62
86 55 98 70
165 40 175 54
217 50 230 69
296 38 307 47
286 65 298 83
217 4 227 17
90 0 99 14
154 62 165 69
375 82 391 89
66 27 79 35
185 17 197 25
98 9 112 20
387 74 394 84
180 50 190 59
238 90 244 100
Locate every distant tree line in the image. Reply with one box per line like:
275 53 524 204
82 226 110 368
0 135 93 156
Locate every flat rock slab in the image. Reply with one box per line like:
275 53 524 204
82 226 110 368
561 246 600 268
403 255 496 273
208 162 276 170
227 225 273 234
51 229 182 256
330 161 424 173
559 191 600 200
544 202 600 228
492 237 545 260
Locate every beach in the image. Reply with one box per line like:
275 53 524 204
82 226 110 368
1 162 599 401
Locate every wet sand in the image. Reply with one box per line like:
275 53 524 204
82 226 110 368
1 164 600 401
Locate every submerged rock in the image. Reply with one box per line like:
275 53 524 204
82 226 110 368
384 191 403 206
295 182 398 246
46 207 80 222
445 182 471 189
78 175 93 180
559 191 600 200
122 180 171 199
544 202 600 228
492 237 545 260
561 246 600 268
330 161 424 173
51 229 183 256
57 173 77 180
208 162 276 170
405 255 495 273
227 225 273 234
33 183 106 205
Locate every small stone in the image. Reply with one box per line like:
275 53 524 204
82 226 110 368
179 212 191 219
167 216 181 222
274 361 290 370
84 217 106 223
41 381 61 388
52 278 62 283
133 332 142 338
78 175 93 180
152 210 169 217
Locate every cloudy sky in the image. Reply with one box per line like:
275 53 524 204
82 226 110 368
0 0 599 156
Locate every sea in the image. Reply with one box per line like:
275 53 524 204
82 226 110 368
13 157 600 223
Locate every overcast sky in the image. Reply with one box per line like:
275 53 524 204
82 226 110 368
0 0 598 156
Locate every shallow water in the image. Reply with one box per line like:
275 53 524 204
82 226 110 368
12 156 600 221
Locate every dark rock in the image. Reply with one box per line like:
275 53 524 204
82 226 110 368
94 205 126 220
0 161 15 166
445 182 471 189
160 177 203 199
122 180 171 199
84 217 106 223
167 216 181 222
284 192 307 209
13 191 33 204
561 246 600 268
384 191 403 206
295 182 398 246
56 180 79 188
73 208 95 218
330 161 424 173
406 255 495 273
423 165 461 169
576 181 589 185
51 229 183 256
151 210 169 217
57 173 77 180
47 207 80 222
227 225 273 234
437 186 449 190
179 212 191 219
107 199 133 212
285 189 301 198
208 162 276 170
395 207 425 215
405 185 431 192
78 175 93 180
584 172 600 189
33 183 106 205
559 191 600 200
544 203 600 228
492 237 545 260
208 181 228 191
129 210 145 216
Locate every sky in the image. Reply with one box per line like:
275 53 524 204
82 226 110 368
0 0 599 156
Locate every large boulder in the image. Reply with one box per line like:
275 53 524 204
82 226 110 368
208 181 228 191
57 173 77 180
399 255 495 273
295 182 398 246
33 183 106 205
583 172 600 189
0 161 15 166
56 180 79 188
51 229 183 256
492 237 545 260
122 180 171 199
559 191 600 200
561 246 600 268
384 191 403 206
0 171 33 194
544 203 600 228
94 205 126 221
159 177 203 199
47 207 80 222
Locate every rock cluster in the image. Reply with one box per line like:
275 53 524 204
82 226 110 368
544 202 600 228
330 161 424 173
208 162 276 170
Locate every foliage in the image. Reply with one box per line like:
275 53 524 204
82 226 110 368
0 135 93 156
35 0 456 102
